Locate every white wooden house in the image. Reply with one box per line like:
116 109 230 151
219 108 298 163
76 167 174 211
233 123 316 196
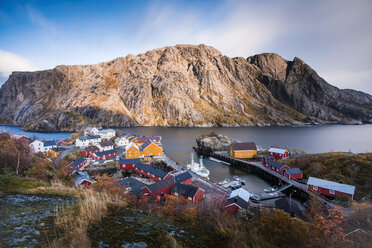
30 140 57 153
115 136 129 147
84 127 99 136
98 129 116 140
76 135 102 148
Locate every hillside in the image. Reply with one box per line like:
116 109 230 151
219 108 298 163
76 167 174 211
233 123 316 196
0 44 371 132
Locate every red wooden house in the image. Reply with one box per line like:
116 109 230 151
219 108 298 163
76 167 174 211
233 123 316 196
307 177 356 200
283 168 303 180
82 146 100 157
74 170 94 187
224 188 251 214
57 141 65 145
171 182 204 203
68 157 87 170
268 147 289 160
119 158 141 170
134 163 171 182
266 160 288 174
141 176 176 196
89 149 117 160
175 171 193 184
262 155 275 165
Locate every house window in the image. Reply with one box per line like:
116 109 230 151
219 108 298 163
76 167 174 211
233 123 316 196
313 185 318 190
329 189 335 194
188 197 192 200
175 192 178 196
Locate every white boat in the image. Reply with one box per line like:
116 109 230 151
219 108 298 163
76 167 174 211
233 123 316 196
233 176 245 185
218 178 230 185
264 186 278 193
187 153 210 179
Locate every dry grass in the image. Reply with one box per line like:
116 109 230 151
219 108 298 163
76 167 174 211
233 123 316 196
50 189 128 248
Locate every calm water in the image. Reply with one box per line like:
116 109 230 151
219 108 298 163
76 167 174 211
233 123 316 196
2 125 372 192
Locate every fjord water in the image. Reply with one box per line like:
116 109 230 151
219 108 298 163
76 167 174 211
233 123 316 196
1 125 372 192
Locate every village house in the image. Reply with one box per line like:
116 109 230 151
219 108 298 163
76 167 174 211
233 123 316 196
307 177 356 200
136 136 162 145
97 140 114 151
98 129 116 140
266 160 288 174
262 154 275 165
89 149 117 160
125 143 140 159
74 170 93 187
140 141 163 161
118 158 141 170
283 167 303 180
68 157 88 170
141 176 176 196
268 147 289 160
114 136 129 147
117 177 147 196
134 163 171 182
175 171 193 184
75 135 102 148
224 188 251 214
81 146 100 157
84 127 100 136
171 182 205 203
229 142 257 159
30 140 57 153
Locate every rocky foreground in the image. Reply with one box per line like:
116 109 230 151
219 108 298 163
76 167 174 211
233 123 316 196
1 44 371 132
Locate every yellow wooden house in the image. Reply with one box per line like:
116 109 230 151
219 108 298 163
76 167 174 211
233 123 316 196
230 142 257 159
125 143 140 159
140 141 163 161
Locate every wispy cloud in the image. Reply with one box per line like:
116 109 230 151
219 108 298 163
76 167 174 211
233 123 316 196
0 49 37 77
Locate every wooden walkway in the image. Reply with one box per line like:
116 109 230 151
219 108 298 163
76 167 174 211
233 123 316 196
212 151 335 208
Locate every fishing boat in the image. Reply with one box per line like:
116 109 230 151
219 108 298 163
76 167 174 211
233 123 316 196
218 178 230 186
233 176 246 185
187 153 210 179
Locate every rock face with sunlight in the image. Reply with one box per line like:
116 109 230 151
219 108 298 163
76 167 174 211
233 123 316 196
0 44 371 131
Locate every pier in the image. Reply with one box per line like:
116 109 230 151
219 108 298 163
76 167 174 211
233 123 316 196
210 151 335 207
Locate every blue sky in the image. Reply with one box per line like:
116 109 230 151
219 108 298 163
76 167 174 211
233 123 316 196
1 0 372 94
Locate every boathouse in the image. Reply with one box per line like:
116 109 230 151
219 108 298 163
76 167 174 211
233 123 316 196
118 158 141 170
262 155 275 165
229 142 257 159
283 168 303 180
141 176 176 196
224 188 251 214
268 147 289 160
89 149 117 160
175 171 193 184
307 177 356 200
266 160 288 174
171 182 204 203
82 146 100 157
134 163 171 182
68 157 87 170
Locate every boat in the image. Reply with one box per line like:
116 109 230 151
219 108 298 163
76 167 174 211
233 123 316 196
264 186 278 193
187 153 210 179
218 178 230 186
233 176 246 185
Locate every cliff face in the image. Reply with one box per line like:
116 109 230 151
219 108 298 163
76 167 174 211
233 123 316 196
0 44 371 132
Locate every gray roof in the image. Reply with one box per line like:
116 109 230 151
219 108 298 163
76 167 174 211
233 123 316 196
69 157 86 169
307 177 355 195
43 140 57 147
171 182 199 198
267 160 287 170
175 172 192 183
117 178 146 196
230 142 257 151
135 163 168 179
93 149 117 157
78 135 101 141
145 176 176 193
99 140 114 147
284 167 302 175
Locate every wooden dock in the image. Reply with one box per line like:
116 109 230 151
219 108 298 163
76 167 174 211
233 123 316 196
211 151 335 207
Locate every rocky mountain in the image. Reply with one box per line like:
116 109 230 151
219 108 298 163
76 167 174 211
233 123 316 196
0 44 371 132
